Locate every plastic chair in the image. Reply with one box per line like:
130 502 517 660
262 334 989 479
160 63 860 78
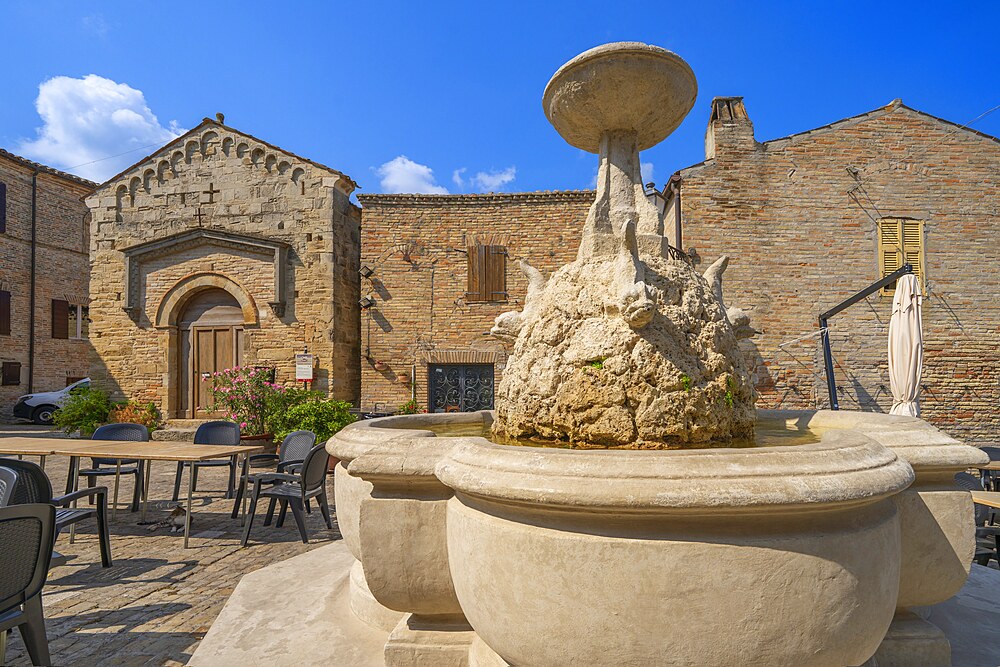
73 423 148 513
0 503 56 666
231 430 316 519
1 457 112 568
0 467 19 507
241 443 332 546
979 447 1000 491
172 421 242 501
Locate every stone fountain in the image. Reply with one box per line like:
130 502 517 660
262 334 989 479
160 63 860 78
319 42 986 667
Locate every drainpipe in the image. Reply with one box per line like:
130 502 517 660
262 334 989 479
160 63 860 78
27 169 38 392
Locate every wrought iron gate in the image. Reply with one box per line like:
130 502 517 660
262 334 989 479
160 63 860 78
428 364 495 413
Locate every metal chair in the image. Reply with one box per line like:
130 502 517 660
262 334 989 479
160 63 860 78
241 443 332 547
72 423 148 513
955 471 999 566
1 457 112 568
0 503 55 666
172 421 242 501
231 430 316 519
0 467 19 507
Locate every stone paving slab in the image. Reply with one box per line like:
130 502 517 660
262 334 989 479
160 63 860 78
1 440 340 666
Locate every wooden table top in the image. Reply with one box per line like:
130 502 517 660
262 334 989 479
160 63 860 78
0 437 262 461
971 491 1000 510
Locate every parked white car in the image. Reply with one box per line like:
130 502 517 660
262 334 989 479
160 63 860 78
12 378 90 425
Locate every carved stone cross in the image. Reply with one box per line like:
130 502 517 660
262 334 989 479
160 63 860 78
203 182 221 203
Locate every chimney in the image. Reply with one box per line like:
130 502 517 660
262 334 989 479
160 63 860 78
705 97 755 160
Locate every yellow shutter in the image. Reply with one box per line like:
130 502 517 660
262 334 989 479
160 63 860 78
878 218 924 294
902 220 923 287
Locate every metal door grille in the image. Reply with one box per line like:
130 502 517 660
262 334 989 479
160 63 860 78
428 364 495 413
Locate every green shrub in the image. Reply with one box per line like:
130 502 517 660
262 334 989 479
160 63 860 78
109 400 163 433
271 398 356 444
53 385 113 436
397 399 424 415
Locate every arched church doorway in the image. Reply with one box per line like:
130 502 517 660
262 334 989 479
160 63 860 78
177 288 245 418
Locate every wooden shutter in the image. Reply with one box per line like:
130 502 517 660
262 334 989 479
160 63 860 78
0 290 10 336
1 361 20 386
0 182 6 233
878 219 902 280
466 244 485 301
484 245 507 301
902 220 924 286
879 218 924 294
52 299 69 339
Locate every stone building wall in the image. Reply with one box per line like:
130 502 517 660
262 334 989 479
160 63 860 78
677 99 1000 445
86 119 360 417
357 191 593 412
0 150 93 421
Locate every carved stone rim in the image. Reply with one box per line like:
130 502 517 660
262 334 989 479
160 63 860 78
436 429 913 514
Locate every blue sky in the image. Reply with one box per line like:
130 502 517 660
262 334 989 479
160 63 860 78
2 1 998 194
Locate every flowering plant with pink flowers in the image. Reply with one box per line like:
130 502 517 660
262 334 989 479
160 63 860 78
203 366 283 436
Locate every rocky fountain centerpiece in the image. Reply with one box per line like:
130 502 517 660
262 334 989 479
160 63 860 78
328 42 986 667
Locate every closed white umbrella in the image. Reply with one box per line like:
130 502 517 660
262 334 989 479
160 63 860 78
888 273 923 416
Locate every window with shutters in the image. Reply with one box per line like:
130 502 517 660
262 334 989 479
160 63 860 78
0 181 6 233
466 243 508 302
1 361 20 386
877 218 924 294
0 290 10 336
51 299 69 339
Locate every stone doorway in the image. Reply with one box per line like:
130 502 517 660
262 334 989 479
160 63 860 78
177 288 245 418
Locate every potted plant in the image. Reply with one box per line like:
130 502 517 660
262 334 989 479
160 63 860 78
205 366 282 452
52 384 113 437
373 360 388 372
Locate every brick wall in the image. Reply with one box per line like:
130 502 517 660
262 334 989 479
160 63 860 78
357 191 593 412
679 100 1000 445
0 152 94 420
86 121 361 417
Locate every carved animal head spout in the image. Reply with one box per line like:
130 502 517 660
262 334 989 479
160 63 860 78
702 255 758 340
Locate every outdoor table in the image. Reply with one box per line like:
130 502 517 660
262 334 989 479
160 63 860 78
971 491 1000 510
0 437 262 548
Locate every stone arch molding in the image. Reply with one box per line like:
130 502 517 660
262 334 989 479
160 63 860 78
156 272 259 329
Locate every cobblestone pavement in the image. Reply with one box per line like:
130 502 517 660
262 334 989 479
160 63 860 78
1 433 341 666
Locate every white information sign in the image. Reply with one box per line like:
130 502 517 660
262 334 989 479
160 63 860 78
295 353 315 381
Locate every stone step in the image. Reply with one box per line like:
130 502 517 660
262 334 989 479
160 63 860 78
152 428 200 442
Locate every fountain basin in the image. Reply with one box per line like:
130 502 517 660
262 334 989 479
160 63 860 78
326 409 986 665
437 428 912 667
543 42 698 153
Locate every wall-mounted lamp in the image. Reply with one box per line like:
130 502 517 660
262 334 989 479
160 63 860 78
359 264 374 278
359 295 376 309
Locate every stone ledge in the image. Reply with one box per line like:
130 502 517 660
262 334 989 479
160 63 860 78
189 541 386 666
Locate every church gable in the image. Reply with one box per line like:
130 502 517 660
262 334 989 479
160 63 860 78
85 118 357 231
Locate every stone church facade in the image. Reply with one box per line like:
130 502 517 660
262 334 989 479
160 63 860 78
85 117 361 418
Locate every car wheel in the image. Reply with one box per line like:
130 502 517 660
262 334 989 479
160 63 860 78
32 405 57 425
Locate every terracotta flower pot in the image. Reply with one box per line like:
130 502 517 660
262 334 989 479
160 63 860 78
373 361 388 371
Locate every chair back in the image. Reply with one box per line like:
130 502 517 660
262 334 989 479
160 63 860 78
955 471 989 526
0 458 54 506
299 444 330 495
981 447 1000 462
280 431 316 464
0 503 55 616
92 422 149 466
0 467 18 507
194 421 242 446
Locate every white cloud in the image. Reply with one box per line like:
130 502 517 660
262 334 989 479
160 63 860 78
376 156 448 194
16 74 184 182
470 166 516 192
452 167 467 188
641 162 655 185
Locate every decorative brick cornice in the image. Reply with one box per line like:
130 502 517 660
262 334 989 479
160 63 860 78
358 190 595 207
422 349 503 365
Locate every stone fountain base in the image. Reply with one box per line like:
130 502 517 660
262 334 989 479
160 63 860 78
191 542 1000 667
